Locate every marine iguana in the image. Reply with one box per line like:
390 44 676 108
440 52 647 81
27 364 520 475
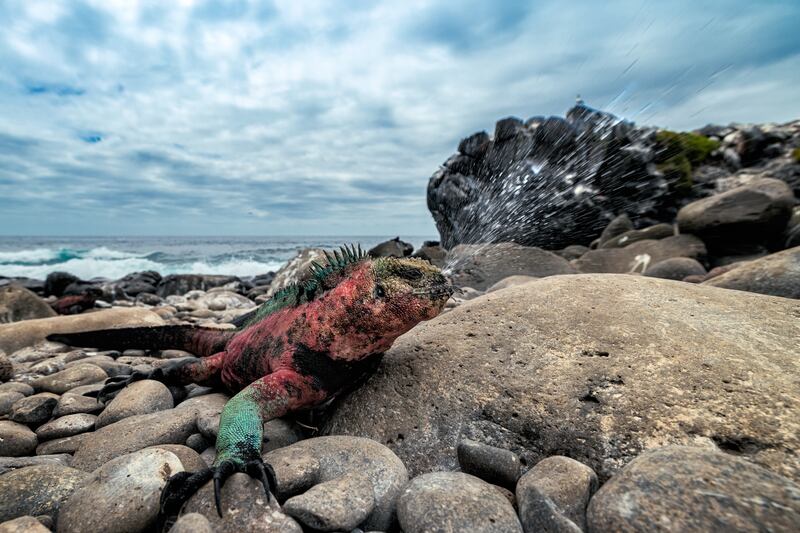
48 245 452 523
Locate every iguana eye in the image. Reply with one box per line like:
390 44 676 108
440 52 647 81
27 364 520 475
374 284 386 298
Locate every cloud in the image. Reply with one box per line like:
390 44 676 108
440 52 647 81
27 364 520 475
0 0 798 236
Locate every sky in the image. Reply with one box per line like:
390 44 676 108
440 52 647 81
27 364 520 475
0 0 799 237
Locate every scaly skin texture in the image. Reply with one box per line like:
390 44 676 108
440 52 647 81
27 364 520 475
50 246 452 524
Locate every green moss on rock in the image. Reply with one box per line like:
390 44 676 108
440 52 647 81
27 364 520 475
792 147 800 163
655 131 720 195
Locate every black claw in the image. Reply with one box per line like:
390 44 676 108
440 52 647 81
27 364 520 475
157 457 277 527
85 367 165 404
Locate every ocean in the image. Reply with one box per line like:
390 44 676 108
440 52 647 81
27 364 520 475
0 236 436 280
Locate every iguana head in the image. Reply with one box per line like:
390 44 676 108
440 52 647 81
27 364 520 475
303 247 453 358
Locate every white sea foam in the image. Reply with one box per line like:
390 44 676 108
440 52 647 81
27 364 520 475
0 248 64 264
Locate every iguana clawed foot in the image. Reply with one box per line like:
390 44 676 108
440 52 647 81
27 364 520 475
84 367 165 403
159 457 277 522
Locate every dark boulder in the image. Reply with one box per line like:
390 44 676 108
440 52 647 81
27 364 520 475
44 272 79 298
115 271 162 297
411 241 447 267
368 237 413 258
677 177 795 254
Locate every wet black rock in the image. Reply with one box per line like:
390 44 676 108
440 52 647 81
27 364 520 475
116 270 162 296
411 241 447 267
428 103 675 249
43 272 79 298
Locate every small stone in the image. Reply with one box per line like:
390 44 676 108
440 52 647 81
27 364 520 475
0 516 50 533
517 456 598 531
10 393 59 426
0 383 34 396
52 393 102 417
0 465 88 523
168 512 213 533
121 349 146 357
160 349 193 359
185 433 208 452
283 472 375 531
65 356 130 378
0 392 24 417
0 455 71 476
183 473 302 533
70 408 198 471
30 364 107 394
146 444 206 472
196 412 220 440
35 434 87 456
587 446 800 532
264 436 408 531
262 418 303 452
35 413 96 440
95 379 174 428
64 383 102 397
397 472 523 533
58 449 184 533
0 423 33 458
645 257 707 281
457 439 521 488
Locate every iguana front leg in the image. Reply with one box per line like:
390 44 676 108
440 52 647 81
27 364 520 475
159 369 324 520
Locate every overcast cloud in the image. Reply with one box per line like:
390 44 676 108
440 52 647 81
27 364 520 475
1 0 798 236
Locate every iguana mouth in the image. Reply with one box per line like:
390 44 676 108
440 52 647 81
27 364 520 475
412 282 454 299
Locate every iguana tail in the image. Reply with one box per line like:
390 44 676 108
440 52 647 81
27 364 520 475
47 325 234 357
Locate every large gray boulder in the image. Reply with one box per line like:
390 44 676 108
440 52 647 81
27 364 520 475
677 177 795 254
587 446 800 532
0 286 55 324
0 308 164 354
325 275 800 482
446 243 578 290
704 246 800 299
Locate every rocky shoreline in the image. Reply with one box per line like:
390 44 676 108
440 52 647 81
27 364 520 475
1 107 800 532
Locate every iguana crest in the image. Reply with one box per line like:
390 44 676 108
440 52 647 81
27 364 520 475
237 244 369 329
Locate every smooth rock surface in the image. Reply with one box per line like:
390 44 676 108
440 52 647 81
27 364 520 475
486 275 539 293
35 414 96 440
0 286 56 324
0 516 50 533
168 513 213 533
644 257 707 280
677 177 795 253
0 422 37 457
457 439 521 488
52 393 102 417
183 473 302 533
587 446 800 532
573 235 706 273
704 246 800 299
70 408 198 471
35 435 87 456
397 472 523 533
283 472 375 531
58 449 184 533
96 379 173 428
146 444 206 472
517 456 598 531
10 393 59 426
0 455 71 476
446 243 578 290
0 308 164 354
30 364 107 394
326 275 800 482
0 465 88 523
0 392 24 417
599 223 674 249
264 436 408 531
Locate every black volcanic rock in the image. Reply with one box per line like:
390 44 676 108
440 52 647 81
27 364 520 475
427 103 676 249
